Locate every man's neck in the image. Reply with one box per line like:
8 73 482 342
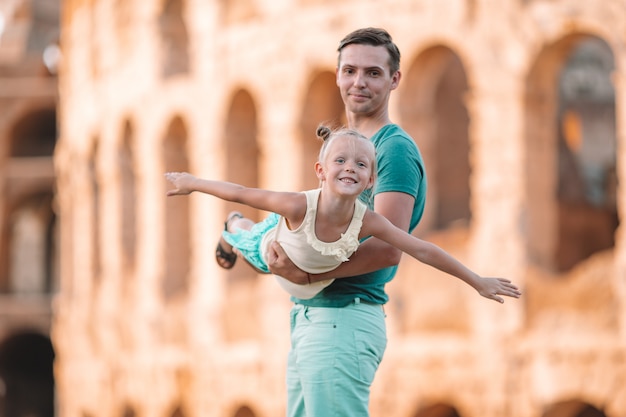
348 113 391 139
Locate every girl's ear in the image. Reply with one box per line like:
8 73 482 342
366 174 375 190
314 161 325 181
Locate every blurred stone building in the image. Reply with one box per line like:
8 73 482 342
0 0 59 416
19 0 626 416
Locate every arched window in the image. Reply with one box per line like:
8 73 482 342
298 71 344 190
159 0 190 78
163 116 190 299
119 121 137 277
221 88 261 342
399 46 471 233
0 332 55 417
525 35 617 272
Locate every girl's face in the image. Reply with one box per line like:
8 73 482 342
316 135 375 197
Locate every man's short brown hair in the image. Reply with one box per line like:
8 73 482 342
337 27 401 75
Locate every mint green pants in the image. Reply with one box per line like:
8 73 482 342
286 299 387 417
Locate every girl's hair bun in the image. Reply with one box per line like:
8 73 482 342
316 125 332 141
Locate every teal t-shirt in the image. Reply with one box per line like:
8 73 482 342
293 124 427 307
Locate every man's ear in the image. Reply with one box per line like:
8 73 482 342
390 70 401 90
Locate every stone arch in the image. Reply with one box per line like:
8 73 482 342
524 34 617 272
8 107 56 157
221 88 261 342
413 402 462 417
121 404 137 417
89 138 102 287
399 45 471 233
542 399 606 417
232 404 257 417
7 191 56 293
114 0 134 60
1 106 57 292
167 404 186 417
298 70 344 190
0 331 55 417
159 0 190 78
223 88 259 206
118 120 137 282
162 115 191 300
222 88 260 225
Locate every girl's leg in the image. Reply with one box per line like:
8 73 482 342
227 211 254 233
215 211 252 269
218 211 277 273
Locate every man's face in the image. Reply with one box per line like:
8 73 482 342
336 44 400 116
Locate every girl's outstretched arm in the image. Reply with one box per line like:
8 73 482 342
361 211 522 303
165 172 305 219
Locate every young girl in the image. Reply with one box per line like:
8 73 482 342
165 126 521 302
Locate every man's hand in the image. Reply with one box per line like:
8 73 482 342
267 241 309 284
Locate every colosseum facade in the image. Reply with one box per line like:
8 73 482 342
48 0 626 417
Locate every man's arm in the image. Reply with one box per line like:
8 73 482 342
267 191 415 284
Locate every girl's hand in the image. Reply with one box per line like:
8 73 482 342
476 277 522 303
165 172 196 196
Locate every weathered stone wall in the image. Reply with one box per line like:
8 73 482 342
54 1 626 417
0 0 59 415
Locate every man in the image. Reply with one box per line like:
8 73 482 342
268 27 427 416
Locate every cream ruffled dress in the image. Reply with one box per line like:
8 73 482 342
260 188 367 299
